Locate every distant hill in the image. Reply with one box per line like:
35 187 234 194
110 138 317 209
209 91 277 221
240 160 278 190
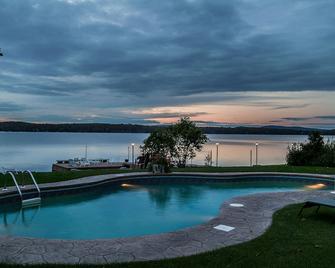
0 121 334 135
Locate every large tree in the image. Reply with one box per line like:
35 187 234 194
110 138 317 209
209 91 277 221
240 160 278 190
141 128 175 159
142 117 208 169
171 117 208 167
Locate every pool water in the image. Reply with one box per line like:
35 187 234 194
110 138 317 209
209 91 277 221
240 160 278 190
0 179 330 239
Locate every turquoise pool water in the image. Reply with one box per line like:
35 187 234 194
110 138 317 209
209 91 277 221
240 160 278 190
0 178 330 239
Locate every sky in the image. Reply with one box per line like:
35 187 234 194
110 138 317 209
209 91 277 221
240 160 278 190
0 0 335 128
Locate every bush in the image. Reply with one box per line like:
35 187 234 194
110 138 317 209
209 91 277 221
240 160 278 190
286 132 335 167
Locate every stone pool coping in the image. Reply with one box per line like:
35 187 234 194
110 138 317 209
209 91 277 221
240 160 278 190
0 172 335 264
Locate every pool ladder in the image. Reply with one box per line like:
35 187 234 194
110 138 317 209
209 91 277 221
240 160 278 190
1 169 41 207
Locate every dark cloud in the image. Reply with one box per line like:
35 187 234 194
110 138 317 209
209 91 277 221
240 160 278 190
281 115 335 122
193 120 230 127
316 115 335 120
136 112 209 119
0 0 334 123
281 117 311 122
23 114 160 125
270 104 310 110
0 102 26 112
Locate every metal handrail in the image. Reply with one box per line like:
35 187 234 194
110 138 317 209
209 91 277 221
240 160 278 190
7 171 23 198
23 170 41 196
1 169 41 204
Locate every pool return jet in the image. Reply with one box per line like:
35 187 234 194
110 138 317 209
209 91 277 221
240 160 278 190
1 168 41 207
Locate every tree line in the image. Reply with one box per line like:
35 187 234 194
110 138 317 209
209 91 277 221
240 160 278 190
1 121 334 135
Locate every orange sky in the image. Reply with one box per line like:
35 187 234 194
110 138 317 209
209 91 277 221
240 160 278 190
133 91 335 127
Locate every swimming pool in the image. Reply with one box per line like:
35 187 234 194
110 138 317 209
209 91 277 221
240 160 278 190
0 176 331 239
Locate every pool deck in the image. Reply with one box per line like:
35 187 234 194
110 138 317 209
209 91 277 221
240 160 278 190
1 172 335 264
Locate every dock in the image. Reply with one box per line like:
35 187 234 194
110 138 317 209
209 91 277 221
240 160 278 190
52 158 129 172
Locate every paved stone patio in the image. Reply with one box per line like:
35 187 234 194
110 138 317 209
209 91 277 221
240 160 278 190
0 172 335 264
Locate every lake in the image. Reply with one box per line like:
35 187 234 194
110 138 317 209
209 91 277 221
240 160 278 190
0 132 333 172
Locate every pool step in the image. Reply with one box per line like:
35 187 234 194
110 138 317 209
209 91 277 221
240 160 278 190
22 197 41 208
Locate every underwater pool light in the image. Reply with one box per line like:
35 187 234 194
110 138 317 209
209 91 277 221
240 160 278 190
306 183 326 189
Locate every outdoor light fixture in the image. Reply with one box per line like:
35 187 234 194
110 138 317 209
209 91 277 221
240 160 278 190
131 143 135 167
255 142 259 166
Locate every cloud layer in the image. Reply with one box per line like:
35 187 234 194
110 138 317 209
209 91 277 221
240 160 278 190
0 0 335 126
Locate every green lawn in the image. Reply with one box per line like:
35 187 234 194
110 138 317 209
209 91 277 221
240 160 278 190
1 165 335 187
174 165 335 174
2 204 335 268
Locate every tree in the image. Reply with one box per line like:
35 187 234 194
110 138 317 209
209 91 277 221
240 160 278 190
141 117 208 170
141 128 175 171
170 117 208 167
141 128 175 158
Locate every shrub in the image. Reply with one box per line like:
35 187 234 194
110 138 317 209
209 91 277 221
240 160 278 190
286 132 335 167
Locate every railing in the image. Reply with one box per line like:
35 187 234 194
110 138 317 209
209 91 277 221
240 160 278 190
22 170 41 196
1 168 41 207
7 171 23 198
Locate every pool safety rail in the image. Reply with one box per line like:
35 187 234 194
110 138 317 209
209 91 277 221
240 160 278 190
1 169 41 207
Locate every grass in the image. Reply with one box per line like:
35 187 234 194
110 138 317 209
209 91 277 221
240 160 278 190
1 165 335 187
173 165 335 174
2 204 335 267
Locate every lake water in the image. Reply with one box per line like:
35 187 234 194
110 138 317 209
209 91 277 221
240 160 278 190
0 132 333 172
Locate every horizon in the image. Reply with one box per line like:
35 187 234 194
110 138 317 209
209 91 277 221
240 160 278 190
1 0 335 128
1 120 335 131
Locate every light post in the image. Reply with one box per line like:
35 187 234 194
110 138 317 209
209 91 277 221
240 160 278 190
250 150 253 167
255 142 259 166
210 150 213 166
131 143 135 168
215 143 219 167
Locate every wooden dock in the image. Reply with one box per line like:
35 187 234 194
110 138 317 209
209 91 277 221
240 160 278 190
52 159 129 172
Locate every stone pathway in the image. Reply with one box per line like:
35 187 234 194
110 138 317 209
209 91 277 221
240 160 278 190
1 190 333 264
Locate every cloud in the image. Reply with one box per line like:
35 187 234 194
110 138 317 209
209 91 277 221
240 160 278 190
281 115 335 122
0 0 334 124
270 103 310 110
0 102 26 112
132 111 209 119
193 120 231 127
22 114 160 125
316 115 335 120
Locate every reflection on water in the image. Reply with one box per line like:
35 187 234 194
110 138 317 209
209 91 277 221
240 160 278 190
0 180 330 239
1 132 328 171
147 184 204 209
2 205 40 229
